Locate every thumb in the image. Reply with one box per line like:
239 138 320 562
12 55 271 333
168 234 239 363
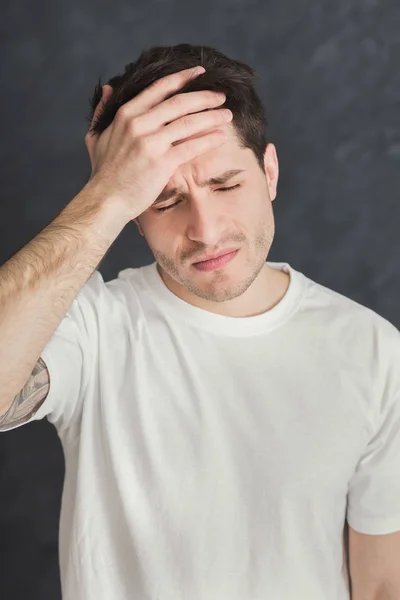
91 84 113 126
101 84 113 105
85 85 112 153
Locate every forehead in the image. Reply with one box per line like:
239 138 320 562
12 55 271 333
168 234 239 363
171 123 252 182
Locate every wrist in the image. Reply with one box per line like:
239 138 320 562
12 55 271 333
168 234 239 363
81 178 134 227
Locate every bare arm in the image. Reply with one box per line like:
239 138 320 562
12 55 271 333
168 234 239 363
0 66 231 422
0 182 131 417
0 357 50 430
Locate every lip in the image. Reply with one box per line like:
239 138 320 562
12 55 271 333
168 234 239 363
192 247 239 264
192 249 239 272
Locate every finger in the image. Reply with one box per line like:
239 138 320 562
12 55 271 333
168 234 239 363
168 129 228 168
91 86 106 124
116 66 205 121
101 84 114 103
133 90 226 136
158 108 232 147
85 85 113 153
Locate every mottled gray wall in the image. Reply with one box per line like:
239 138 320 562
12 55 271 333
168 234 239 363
1 0 399 597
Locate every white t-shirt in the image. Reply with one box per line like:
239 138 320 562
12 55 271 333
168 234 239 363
3 260 400 600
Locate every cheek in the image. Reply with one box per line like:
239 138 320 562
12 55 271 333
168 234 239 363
239 191 267 222
143 222 178 255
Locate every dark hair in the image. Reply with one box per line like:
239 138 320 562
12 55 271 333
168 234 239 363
87 43 268 172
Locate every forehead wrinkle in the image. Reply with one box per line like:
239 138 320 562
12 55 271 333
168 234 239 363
153 169 245 205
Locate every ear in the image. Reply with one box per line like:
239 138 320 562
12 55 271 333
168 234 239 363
263 143 279 201
133 217 145 236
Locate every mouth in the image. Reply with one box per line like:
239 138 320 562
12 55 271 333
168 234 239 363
192 249 239 272
192 248 239 264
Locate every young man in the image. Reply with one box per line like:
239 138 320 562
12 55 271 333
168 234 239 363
1 44 400 600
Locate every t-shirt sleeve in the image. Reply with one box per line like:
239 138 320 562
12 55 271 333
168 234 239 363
347 388 400 534
0 270 104 434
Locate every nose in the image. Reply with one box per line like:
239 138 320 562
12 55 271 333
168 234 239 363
185 197 229 247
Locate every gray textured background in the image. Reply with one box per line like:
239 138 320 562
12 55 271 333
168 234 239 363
1 0 399 597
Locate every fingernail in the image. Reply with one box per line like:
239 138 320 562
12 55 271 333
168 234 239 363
193 66 206 76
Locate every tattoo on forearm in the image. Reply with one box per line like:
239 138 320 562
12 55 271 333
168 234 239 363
0 357 50 429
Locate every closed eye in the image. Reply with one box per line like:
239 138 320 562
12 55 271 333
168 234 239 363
217 184 241 193
156 184 241 212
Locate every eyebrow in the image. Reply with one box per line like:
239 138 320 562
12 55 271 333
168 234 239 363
152 169 245 205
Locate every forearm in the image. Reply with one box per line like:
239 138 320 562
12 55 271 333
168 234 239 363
351 581 399 600
0 180 130 411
